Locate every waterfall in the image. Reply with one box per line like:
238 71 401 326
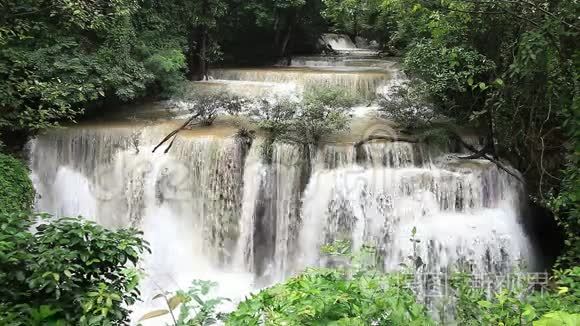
188 80 300 99
270 143 306 280
283 56 398 69
29 125 256 321
321 33 357 50
235 138 266 272
299 151 530 274
28 50 536 323
209 67 390 99
319 33 381 56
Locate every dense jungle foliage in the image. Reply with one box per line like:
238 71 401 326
0 0 578 324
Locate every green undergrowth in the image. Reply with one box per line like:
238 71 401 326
0 153 34 214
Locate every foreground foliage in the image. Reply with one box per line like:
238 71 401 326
228 239 422 325
452 267 580 326
0 212 149 325
0 153 34 214
139 280 229 326
0 153 150 325
225 242 580 325
228 268 433 325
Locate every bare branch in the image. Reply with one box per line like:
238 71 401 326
454 135 524 183
354 135 419 148
152 113 201 153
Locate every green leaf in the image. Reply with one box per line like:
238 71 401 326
477 300 492 308
557 286 569 295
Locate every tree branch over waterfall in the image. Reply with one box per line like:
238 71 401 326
353 124 524 183
152 113 201 153
451 133 525 183
354 135 419 148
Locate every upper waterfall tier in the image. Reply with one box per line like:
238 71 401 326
209 67 392 99
187 79 300 99
320 33 380 56
321 33 357 50
280 56 399 69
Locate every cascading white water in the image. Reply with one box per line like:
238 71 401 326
319 33 379 56
29 124 256 324
300 145 530 274
28 46 536 324
209 67 390 99
321 33 357 50
282 56 398 70
188 79 300 99
298 142 532 320
234 138 267 272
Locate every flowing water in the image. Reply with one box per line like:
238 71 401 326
28 34 535 324
209 67 391 100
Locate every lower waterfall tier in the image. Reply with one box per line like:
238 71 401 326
28 124 535 321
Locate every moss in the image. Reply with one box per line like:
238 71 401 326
0 153 34 214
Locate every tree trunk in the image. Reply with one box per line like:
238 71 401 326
487 105 498 159
186 0 210 81
186 27 199 81
278 11 297 58
273 8 281 51
186 26 208 81
200 29 208 80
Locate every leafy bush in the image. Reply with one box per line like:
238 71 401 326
298 85 357 143
452 267 580 326
143 48 187 96
0 153 34 214
228 238 579 326
403 39 495 119
0 212 149 325
173 94 247 126
248 85 355 162
534 311 580 326
378 83 440 129
139 280 229 325
228 268 434 326
251 85 355 144
229 239 433 326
